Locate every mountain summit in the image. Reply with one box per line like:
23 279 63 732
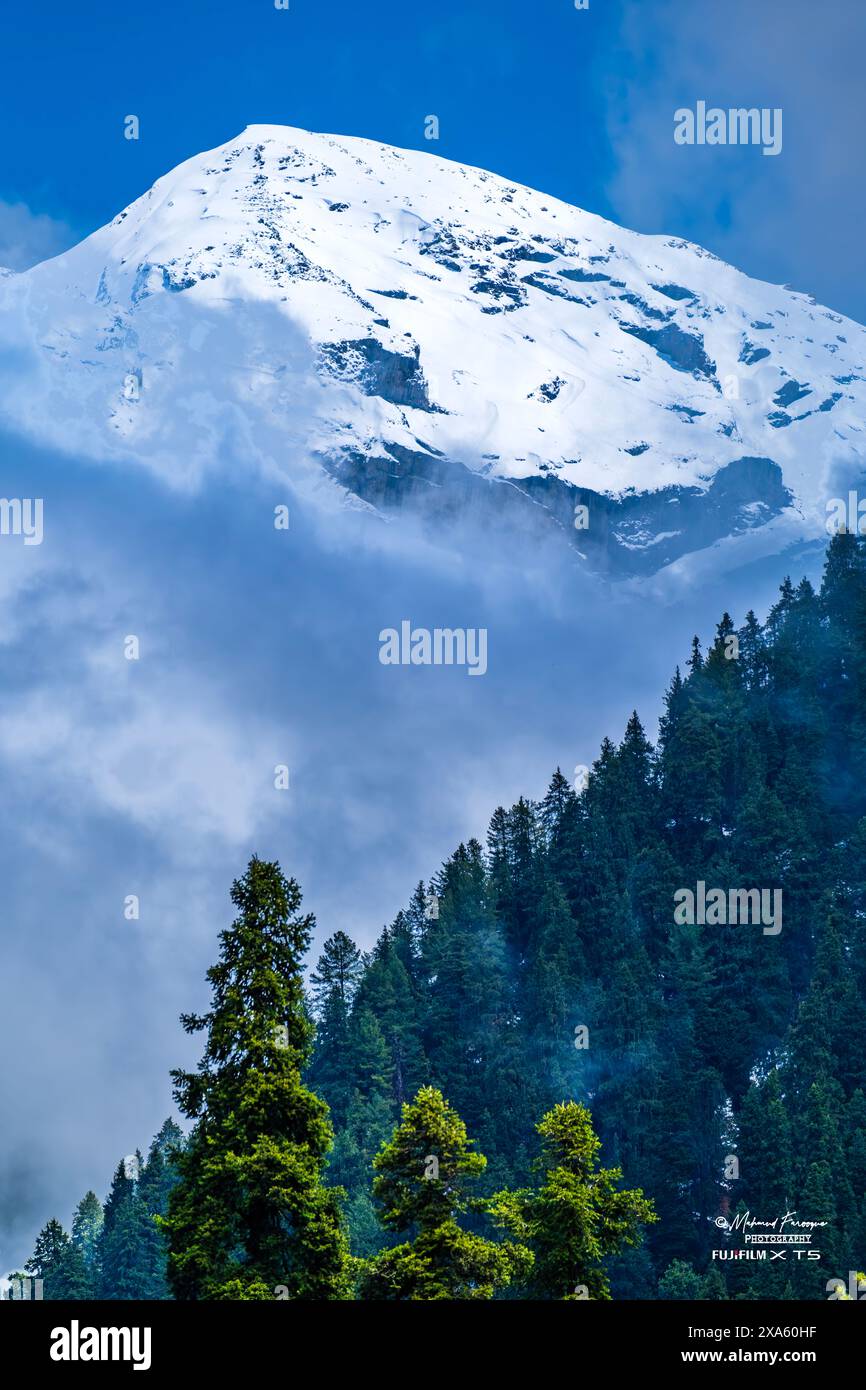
4 124 864 574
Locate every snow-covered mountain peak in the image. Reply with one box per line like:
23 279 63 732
5 124 865 574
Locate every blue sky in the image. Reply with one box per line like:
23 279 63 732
2 0 865 320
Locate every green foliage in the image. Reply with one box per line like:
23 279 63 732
25 1218 70 1298
658 1260 706 1300
491 1102 656 1299
358 1087 529 1299
163 857 350 1300
100 1191 167 1300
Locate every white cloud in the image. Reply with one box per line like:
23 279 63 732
0 199 73 271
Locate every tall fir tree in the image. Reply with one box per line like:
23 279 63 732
164 857 350 1299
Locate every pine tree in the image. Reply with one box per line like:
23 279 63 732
492 1102 656 1300
101 1159 136 1238
51 1191 104 1299
100 1192 168 1300
71 1190 103 1267
164 857 350 1300
359 1087 529 1299
138 1120 184 1219
354 931 427 1108
25 1218 70 1299
421 839 524 1158
310 931 363 1016
540 768 576 843
615 711 657 851
738 610 767 690
821 530 863 628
